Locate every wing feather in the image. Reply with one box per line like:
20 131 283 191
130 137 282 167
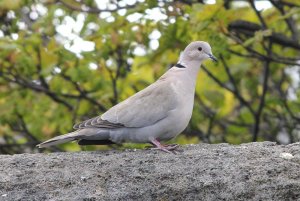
73 78 177 129
73 117 124 129
101 79 176 127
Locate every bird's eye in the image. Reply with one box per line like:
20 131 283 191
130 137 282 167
198 47 202 51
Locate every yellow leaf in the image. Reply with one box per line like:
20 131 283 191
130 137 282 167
41 46 58 70
219 91 235 116
257 85 263 95
0 0 21 10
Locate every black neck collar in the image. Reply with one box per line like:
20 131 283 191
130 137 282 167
174 63 186 68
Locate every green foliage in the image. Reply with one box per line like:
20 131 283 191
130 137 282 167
0 0 299 154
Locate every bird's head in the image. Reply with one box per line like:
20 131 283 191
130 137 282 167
180 41 217 63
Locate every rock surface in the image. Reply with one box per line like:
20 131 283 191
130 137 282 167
0 142 300 201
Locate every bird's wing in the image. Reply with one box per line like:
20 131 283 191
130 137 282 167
73 78 177 129
73 117 125 129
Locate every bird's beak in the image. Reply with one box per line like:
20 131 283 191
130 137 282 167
208 53 218 62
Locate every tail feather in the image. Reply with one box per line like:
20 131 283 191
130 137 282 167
37 131 79 148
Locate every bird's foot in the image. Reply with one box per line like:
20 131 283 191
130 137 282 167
149 139 179 154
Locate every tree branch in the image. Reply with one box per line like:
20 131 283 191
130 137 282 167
201 64 255 115
1 71 74 110
270 0 299 41
249 0 267 29
227 33 300 66
276 70 300 122
59 73 107 112
228 20 300 50
36 47 49 90
252 41 272 141
58 0 138 14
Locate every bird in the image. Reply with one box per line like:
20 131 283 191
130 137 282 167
37 41 217 153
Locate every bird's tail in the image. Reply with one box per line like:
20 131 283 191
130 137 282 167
37 131 79 148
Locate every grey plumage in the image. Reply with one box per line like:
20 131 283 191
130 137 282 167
37 41 217 151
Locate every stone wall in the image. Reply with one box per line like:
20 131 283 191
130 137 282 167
0 142 300 200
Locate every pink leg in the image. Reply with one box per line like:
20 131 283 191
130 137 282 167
150 139 179 154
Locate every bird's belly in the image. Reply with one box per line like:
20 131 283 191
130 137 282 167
109 101 193 144
128 105 192 143
109 86 195 144
157 105 193 141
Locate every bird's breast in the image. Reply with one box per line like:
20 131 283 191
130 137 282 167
170 78 196 127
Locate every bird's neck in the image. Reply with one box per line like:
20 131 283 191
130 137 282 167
178 59 201 81
160 59 201 87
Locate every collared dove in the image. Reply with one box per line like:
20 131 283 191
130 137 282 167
37 41 217 153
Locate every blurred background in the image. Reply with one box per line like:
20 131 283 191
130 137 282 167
0 0 299 154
